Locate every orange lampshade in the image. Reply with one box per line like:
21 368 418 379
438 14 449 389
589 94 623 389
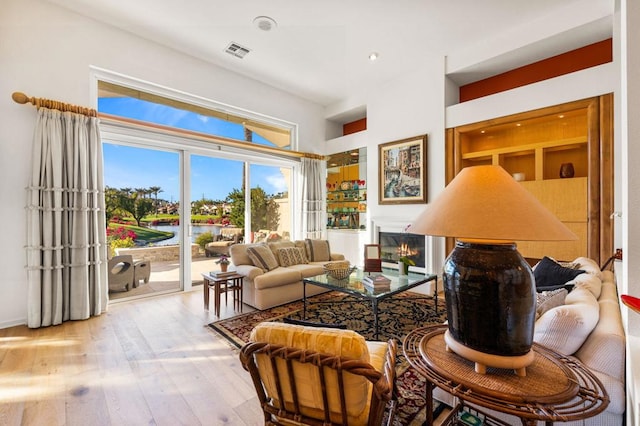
409 165 577 242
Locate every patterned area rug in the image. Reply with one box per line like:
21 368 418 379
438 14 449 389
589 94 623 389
209 291 448 425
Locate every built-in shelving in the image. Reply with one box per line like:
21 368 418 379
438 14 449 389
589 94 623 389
446 95 613 264
326 149 367 230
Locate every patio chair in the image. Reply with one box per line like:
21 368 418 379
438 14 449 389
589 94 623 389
133 259 151 287
239 321 397 426
108 255 135 292
205 227 244 257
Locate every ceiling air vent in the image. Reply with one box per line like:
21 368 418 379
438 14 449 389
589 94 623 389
225 42 250 59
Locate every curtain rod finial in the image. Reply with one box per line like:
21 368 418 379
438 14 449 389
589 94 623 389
12 92 29 104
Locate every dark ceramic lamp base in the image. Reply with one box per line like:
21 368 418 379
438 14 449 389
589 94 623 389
443 240 537 374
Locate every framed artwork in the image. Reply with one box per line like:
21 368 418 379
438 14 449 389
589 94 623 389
378 134 428 204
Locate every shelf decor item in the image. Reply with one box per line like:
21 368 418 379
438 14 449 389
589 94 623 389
560 162 575 178
409 165 577 376
363 244 382 273
378 134 428 205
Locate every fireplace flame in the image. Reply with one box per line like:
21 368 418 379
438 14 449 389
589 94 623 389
397 243 418 257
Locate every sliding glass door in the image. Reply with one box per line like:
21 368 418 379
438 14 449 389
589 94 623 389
102 128 297 301
103 142 183 301
189 154 245 285
248 164 292 243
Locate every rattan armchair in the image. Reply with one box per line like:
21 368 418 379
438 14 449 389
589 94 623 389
239 322 397 426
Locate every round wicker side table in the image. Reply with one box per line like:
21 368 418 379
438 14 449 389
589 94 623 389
403 325 609 426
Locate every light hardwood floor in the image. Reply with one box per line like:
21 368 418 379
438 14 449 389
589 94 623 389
0 287 264 425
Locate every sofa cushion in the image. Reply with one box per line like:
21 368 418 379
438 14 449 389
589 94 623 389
267 240 296 258
533 256 585 291
535 288 567 320
288 263 326 278
534 287 599 355
277 247 308 267
249 321 372 423
253 268 302 290
305 239 331 262
230 243 259 266
247 244 280 272
573 256 603 277
572 272 602 299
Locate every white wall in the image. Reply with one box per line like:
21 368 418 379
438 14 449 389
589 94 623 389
325 59 447 276
0 0 326 328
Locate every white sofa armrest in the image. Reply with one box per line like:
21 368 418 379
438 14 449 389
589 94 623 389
235 264 263 280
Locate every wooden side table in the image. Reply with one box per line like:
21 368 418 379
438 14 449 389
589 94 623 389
201 272 244 317
403 325 609 426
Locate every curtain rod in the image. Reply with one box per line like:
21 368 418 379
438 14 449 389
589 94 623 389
12 92 98 117
12 92 327 161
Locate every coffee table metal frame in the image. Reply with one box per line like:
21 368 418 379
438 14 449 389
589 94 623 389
302 268 437 339
403 324 609 426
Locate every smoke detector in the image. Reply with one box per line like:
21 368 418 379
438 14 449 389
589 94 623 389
253 16 277 31
225 42 251 59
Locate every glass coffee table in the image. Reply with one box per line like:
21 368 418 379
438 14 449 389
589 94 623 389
302 268 438 339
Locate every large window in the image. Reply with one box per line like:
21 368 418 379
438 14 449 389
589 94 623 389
98 81 293 149
98 76 298 300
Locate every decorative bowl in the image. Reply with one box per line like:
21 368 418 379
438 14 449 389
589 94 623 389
324 261 356 280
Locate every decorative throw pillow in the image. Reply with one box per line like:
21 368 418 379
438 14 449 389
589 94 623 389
533 256 585 292
535 288 568 320
247 244 279 272
305 239 331 262
534 287 599 355
277 247 308 267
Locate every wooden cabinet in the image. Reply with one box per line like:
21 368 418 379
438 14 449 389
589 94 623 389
446 95 613 265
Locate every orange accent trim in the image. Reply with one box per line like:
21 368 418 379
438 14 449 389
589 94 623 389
459 39 612 102
343 118 367 135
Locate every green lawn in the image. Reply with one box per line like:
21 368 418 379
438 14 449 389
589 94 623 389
108 223 174 244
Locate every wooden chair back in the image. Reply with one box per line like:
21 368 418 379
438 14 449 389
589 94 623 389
240 339 397 426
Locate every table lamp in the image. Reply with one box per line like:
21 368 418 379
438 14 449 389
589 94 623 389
409 165 576 376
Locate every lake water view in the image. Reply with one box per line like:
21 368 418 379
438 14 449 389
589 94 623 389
147 224 223 246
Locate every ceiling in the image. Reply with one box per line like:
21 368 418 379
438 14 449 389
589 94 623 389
47 0 613 110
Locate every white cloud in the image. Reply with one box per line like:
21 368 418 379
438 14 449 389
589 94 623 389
265 173 288 193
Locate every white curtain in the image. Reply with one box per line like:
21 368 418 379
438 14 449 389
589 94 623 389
300 157 325 239
26 108 108 328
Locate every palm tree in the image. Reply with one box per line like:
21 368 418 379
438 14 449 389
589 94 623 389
149 186 163 216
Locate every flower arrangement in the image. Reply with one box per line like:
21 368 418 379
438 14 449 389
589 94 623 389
398 256 415 275
215 255 230 265
398 256 416 267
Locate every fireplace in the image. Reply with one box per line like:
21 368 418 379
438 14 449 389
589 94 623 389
378 231 425 269
371 217 445 276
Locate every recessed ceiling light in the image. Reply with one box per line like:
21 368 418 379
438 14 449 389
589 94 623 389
253 16 277 31
368 52 379 61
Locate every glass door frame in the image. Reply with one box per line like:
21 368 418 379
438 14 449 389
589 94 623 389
101 122 300 294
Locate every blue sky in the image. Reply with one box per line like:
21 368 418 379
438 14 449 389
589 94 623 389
100 98 288 202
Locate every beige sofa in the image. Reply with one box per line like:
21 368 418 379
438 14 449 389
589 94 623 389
434 257 625 425
229 239 345 310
